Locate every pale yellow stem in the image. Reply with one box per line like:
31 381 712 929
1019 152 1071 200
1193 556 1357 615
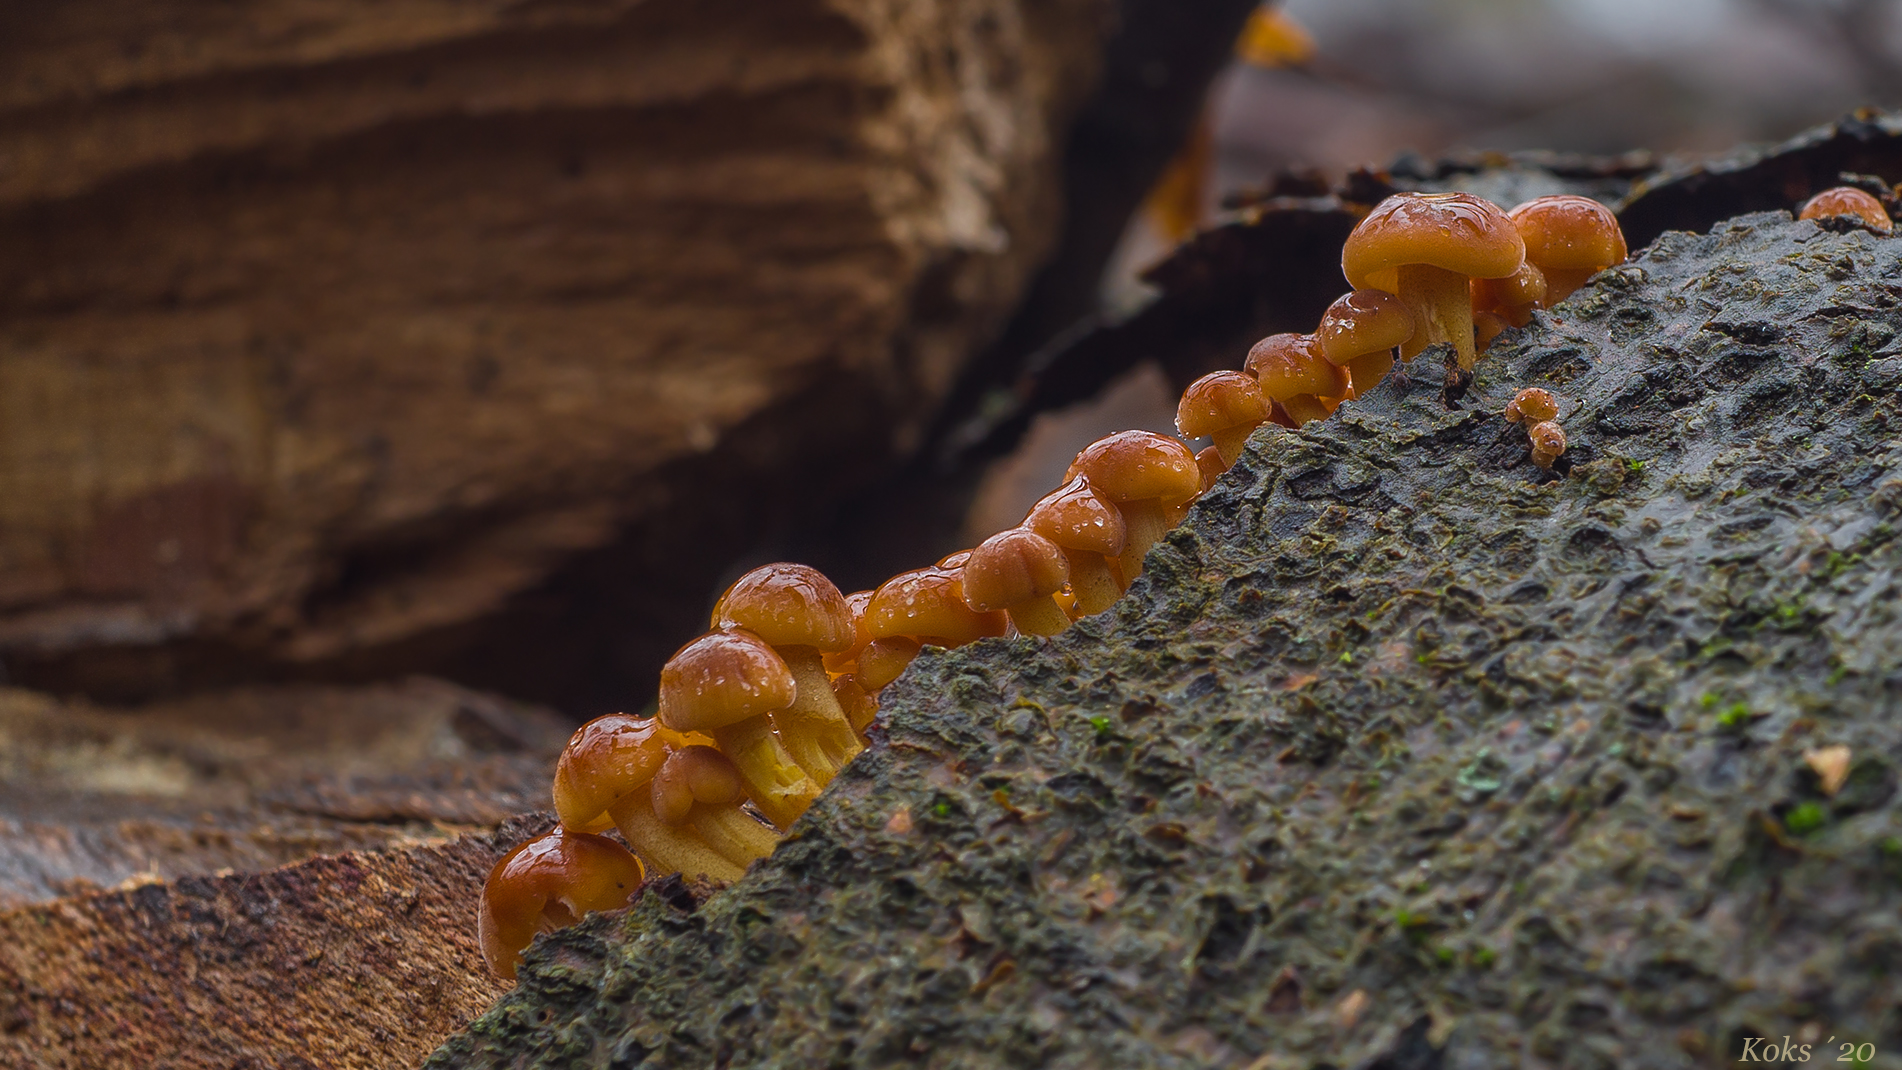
776 647 863 785
1065 550 1122 616
1008 596 1071 637
1212 425 1253 467
1117 499 1169 581
1395 263 1479 371
611 791 746 884
690 804 782 869
709 717 815 830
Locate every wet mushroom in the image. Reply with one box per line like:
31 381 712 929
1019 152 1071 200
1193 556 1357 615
1315 289 1416 395
960 527 1073 637
1195 445 1225 493
1504 387 1559 425
1469 259 1547 328
855 635 923 692
713 563 862 783
1798 186 1894 235
1529 421 1567 470
553 713 779 884
478 829 644 980
1024 475 1128 616
1508 194 1627 305
821 589 875 677
1064 430 1202 581
1245 333 1350 424
657 629 816 829
1176 370 1272 467
1342 191 1524 376
864 565 1009 649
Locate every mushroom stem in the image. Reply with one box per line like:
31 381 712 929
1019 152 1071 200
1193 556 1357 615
1211 426 1254 467
1007 596 1072 637
1345 351 1395 393
1541 267 1595 305
610 791 748 884
1064 549 1122 616
1395 262 1479 370
1118 500 1170 580
775 647 863 784
690 804 783 869
1280 395 1332 425
707 718 815 829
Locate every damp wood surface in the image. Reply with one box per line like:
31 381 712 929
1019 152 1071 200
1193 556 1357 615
430 210 1902 1069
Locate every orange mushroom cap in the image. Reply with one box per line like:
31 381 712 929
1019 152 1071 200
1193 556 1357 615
960 528 1070 613
1798 186 1893 234
1504 387 1559 425
1245 332 1349 404
477 829 644 980
649 745 747 826
657 629 797 734
1195 445 1224 492
822 589 876 674
714 563 854 653
864 566 1008 646
1024 475 1127 558
1315 290 1415 367
1509 195 1627 275
1343 192 1524 293
855 636 922 692
1530 420 1567 468
1064 430 1202 508
554 713 680 831
1176 370 1271 441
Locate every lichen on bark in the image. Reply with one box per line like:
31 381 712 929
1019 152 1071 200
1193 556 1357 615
431 211 1902 1068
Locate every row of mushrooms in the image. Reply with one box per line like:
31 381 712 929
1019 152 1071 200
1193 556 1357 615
476 184 1893 980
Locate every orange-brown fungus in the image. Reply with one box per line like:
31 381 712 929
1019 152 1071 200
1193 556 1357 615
1315 289 1415 395
864 566 1008 648
830 674 880 737
1065 431 1202 581
821 589 875 676
478 829 644 980
960 527 1073 637
1469 260 1547 328
855 636 922 692
630 744 780 881
1177 370 1272 467
1195 445 1224 493
714 563 861 784
1509 194 1627 305
657 629 814 829
1025 475 1128 616
1504 387 1559 425
1798 186 1894 235
1245 333 1349 424
1530 421 1567 469
1343 191 1523 372
1474 311 1511 355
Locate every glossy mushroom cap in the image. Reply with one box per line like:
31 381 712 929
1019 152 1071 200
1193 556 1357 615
649 745 747 825
554 713 677 831
865 566 1008 646
1343 192 1523 294
1245 333 1350 424
1470 260 1548 327
1509 195 1627 303
714 563 854 652
478 829 644 980
1025 476 1127 558
1065 430 1202 508
1504 387 1559 425
821 589 876 674
855 636 922 692
657 629 797 734
1529 421 1567 469
1316 289 1415 366
1195 445 1225 492
961 528 1070 613
1177 370 1271 442
1798 186 1894 235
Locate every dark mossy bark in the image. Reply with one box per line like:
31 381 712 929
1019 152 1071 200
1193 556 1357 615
430 212 1902 1069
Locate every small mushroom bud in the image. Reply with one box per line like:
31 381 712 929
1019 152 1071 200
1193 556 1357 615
1176 370 1272 467
1195 445 1224 494
1315 288 1415 394
634 744 779 874
1343 192 1525 373
1245 333 1350 425
1024 475 1128 616
1469 260 1547 328
1504 387 1559 425
1529 420 1567 469
855 635 922 692
1798 186 1893 235
1065 431 1202 581
714 563 862 786
1473 311 1511 355
960 527 1073 637
1508 194 1627 305
864 565 1008 648
657 629 815 830
478 829 644 980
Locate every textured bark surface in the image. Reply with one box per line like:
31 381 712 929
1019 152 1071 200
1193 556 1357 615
0 676 565 909
0 0 1114 708
0 812 555 1070
428 211 1902 1068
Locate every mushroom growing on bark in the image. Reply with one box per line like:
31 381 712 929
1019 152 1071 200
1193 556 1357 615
1315 289 1415 395
864 564 1009 649
1177 370 1272 467
1470 260 1548 328
1529 421 1567 469
657 629 816 829
1508 194 1627 305
1024 475 1128 617
1798 186 1894 234
960 527 1073 637
553 713 779 884
713 563 862 784
1244 333 1349 425
1065 430 1202 581
1504 387 1559 425
478 829 644 980
1342 192 1524 376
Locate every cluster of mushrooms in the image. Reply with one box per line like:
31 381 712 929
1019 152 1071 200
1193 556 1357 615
476 183 1895 980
